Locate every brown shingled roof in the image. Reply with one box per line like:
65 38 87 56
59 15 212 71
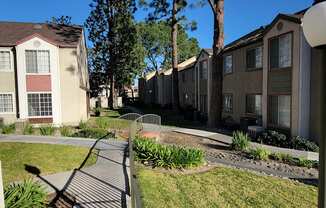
0 22 83 47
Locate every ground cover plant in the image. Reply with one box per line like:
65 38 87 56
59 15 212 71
137 166 317 208
4 180 47 208
0 142 97 184
133 137 204 168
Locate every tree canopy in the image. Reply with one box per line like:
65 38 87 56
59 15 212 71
138 21 200 72
86 0 144 105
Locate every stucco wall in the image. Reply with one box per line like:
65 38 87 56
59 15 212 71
59 47 88 125
222 42 263 123
263 19 301 136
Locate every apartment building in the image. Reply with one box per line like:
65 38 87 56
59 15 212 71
0 22 89 126
222 10 322 141
194 49 213 120
139 8 323 142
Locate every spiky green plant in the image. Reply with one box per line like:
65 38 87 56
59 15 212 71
231 131 250 151
133 137 204 169
23 124 34 135
60 126 72 137
4 179 47 208
39 125 55 136
249 147 270 161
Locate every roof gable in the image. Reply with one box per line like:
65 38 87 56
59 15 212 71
0 22 83 47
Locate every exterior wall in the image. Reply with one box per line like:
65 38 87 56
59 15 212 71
15 36 62 125
162 71 172 107
178 67 195 109
0 47 16 124
263 19 302 136
195 51 212 116
59 47 86 125
222 42 263 123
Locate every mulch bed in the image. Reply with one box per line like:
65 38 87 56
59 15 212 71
159 131 318 180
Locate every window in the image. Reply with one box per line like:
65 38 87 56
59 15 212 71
223 55 233 74
270 33 292 69
28 93 52 117
0 51 11 71
268 95 291 128
199 60 208 79
26 50 50 73
223 94 233 113
0 94 13 113
246 94 262 115
247 46 262 70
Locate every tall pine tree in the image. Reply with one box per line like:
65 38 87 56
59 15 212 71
86 0 144 109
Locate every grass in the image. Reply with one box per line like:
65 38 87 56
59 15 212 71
87 108 132 130
0 143 97 185
137 166 317 208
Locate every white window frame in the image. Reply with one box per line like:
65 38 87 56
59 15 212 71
0 92 15 115
27 92 53 118
25 50 51 75
223 94 233 113
0 48 14 72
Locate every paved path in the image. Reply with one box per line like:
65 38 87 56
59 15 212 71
0 134 130 208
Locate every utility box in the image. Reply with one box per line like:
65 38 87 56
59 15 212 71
240 117 257 132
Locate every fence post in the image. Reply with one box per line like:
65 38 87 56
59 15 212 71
0 161 5 208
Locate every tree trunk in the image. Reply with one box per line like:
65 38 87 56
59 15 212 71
171 0 179 110
208 0 224 128
131 87 135 102
108 74 114 109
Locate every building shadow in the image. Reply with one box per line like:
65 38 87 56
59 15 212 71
25 134 130 208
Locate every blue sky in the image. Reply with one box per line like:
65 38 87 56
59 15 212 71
0 0 313 48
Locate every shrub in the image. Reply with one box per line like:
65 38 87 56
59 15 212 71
60 126 72 137
258 130 289 147
295 157 316 169
94 108 101 117
133 137 204 169
4 180 47 208
1 124 15 134
78 120 87 129
270 152 292 162
39 125 55 136
72 128 113 139
248 147 270 161
23 123 34 135
231 131 250 151
291 136 319 152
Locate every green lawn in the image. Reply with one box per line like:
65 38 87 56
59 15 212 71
0 143 97 185
137 166 317 208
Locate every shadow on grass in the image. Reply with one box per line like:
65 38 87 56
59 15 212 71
24 133 130 208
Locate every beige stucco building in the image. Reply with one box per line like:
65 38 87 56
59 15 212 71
0 22 89 126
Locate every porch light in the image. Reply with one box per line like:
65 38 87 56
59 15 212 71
302 1 326 47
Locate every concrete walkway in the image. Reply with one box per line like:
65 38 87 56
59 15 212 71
0 134 130 208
